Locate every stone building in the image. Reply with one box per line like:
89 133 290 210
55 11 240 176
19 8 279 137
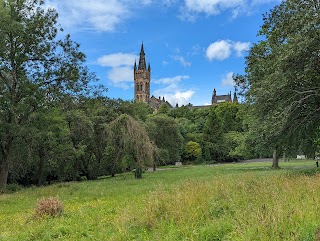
134 43 150 103
211 88 238 104
134 43 237 109
134 43 172 110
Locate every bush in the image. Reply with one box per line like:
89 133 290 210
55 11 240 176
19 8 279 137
35 196 64 217
6 183 23 192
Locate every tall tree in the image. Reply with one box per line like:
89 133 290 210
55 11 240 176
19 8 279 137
105 114 155 178
146 115 184 165
235 0 320 167
0 0 94 188
203 107 224 162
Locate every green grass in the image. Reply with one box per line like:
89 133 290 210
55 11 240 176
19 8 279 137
1 160 320 240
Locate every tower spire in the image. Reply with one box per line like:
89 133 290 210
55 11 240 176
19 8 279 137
138 42 146 70
233 88 238 103
134 43 150 103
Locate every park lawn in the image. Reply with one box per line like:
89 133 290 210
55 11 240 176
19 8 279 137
1 160 320 240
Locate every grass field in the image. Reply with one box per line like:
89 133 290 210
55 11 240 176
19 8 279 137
1 160 320 240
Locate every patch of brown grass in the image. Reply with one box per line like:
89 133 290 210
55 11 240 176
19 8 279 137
35 196 63 218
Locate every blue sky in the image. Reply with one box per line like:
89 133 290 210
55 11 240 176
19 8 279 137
45 0 281 106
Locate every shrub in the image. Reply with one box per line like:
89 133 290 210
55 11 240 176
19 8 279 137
35 196 64 217
6 183 23 192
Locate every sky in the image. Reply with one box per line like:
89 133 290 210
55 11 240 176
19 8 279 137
45 0 282 106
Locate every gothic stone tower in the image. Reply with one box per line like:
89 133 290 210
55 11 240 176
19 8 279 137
134 43 151 103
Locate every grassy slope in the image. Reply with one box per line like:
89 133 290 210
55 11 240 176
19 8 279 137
1 160 320 240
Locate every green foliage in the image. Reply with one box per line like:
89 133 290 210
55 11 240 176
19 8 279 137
183 141 202 163
157 148 170 165
146 115 184 164
168 105 191 119
0 0 96 188
203 107 225 161
215 102 243 132
236 0 320 161
157 103 170 114
117 101 153 121
105 114 155 178
224 131 253 160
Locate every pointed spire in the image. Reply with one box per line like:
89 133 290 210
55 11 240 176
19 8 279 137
140 42 145 55
134 60 137 70
233 88 238 103
138 42 146 70
148 62 151 72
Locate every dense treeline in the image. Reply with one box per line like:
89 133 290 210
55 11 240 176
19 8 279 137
3 95 251 187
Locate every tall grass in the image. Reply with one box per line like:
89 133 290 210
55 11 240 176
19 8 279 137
1 160 319 240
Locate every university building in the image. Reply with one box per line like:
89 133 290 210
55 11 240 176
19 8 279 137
134 43 237 110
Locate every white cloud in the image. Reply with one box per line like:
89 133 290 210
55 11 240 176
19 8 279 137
141 0 153 5
153 83 195 106
162 0 178 7
184 0 244 15
45 0 129 32
45 0 182 32
206 40 250 61
162 60 169 65
97 53 138 67
173 55 192 67
108 66 133 89
180 0 281 20
221 72 235 86
206 40 233 61
154 75 189 84
97 52 138 89
234 41 250 57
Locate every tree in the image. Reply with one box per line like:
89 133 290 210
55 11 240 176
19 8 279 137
157 103 170 115
235 0 320 168
105 114 155 178
0 0 94 188
215 102 243 133
146 115 184 165
26 108 71 185
183 141 202 163
203 107 224 161
65 110 94 181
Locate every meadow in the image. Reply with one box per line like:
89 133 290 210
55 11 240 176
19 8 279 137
1 160 320 240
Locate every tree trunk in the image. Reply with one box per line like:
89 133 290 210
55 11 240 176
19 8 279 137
0 159 9 190
72 160 78 181
134 166 142 179
37 147 45 186
272 149 280 169
0 139 13 190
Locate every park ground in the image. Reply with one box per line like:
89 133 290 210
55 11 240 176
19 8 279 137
1 159 320 240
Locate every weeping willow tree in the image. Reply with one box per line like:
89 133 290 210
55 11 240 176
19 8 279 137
105 114 155 178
